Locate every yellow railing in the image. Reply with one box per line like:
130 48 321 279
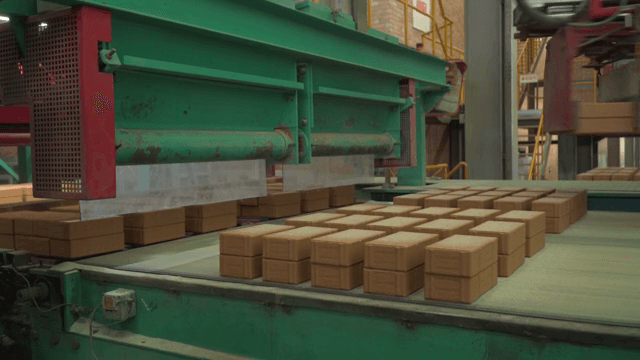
367 0 464 60
527 114 545 180
426 162 469 180
517 38 545 107
447 161 469 180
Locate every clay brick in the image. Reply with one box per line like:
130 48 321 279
240 198 258 206
393 193 430 207
413 219 474 238
301 188 330 201
263 226 338 261
15 235 49 256
424 195 464 208
532 197 572 218
526 188 556 196
576 173 593 181
611 172 633 181
186 214 236 233
635 173 640 181
546 216 570 234
262 258 311 284
467 186 497 192
562 189 588 217
404 207 461 221
493 196 534 212
311 262 364 290
220 224 294 256
526 231 546 257
329 185 355 197
51 205 80 213
425 235 498 277
547 193 581 223
329 195 355 207
0 211 42 235
50 233 125 259
448 209 501 226
370 205 423 218
440 185 469 191
498 245 525 277
0 234 13 249
259 203 301 218
335 204 386 215
14 212 81 236
311 229 386 266
240 206 260 217
469 221 526 255
285 213 346 227
124 222 185 245
448 190 482 197
417 189 452 196
497 187 526 193
320 214 385 231
511 191 546 199
302 198 330 213
220 254 262 279
481 191 511 198
495 211 546 238
593 173 612 181
364 232 440 271
259 191 301 206
456 196 500 210
184 201 236 218
123 208 185 229
35 217 123 240
424 262 498 304
363 264 425 297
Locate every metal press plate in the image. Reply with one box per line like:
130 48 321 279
282 155 374 192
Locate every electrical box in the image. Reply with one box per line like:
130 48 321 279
102 289 136 321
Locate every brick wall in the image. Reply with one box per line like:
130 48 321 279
371 0 464 58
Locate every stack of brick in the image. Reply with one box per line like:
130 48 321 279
403 207 460 221
470 221 526 277
285 213 346 227
448 190 483 198
457 195 500 210
0 211 75 251
329 185 356 207
526 188 556 196
467 186 496 192
481 190 512 198
123 208 185 245
300 188 331 213
532 197 572 234
612 168 638 181
0 184 34 205
366 217 428 234
440 186 469 191
310 229 386 290
496 211 546 257
447 209 501 226
413 218 474 239
239 198 260 217
563 189 588 219
493 196 535 212
417 189 452 196
185 201 237 234
578 167 639 181
50 204 80 213
370 205 422 218
262 227 338 284
363 232 439 296
424 235 498 303
336 203 386 215
546 192 582 224
424 194 465 208
511 191 546 200
259 191 301 218
497 187 525 194
393 193 431 207
317 214 385 231
36 216 125 258
219 224 294 279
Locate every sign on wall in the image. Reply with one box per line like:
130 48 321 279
520 73 539 84
412 0 431 33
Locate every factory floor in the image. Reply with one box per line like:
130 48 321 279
80 209 640 328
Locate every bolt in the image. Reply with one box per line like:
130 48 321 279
301 119 308 126
71 341 80 350
105 48 117 60
298 67 307 75
49 336 59 347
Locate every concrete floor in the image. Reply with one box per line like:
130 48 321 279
80 210 640 327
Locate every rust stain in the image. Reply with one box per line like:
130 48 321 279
131 146 162 164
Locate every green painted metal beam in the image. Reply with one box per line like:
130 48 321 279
315 86 407 105
0 157 18 181
311 132 395 157
16 146 31 183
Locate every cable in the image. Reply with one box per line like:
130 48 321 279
11 266 73 313
89 304 101 360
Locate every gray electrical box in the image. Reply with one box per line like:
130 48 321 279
102 289 136 321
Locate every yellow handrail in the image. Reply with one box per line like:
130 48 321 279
527 114 544 180
426 164 449 179
447 162 469 180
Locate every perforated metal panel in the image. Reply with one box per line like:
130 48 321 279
0 7 116 199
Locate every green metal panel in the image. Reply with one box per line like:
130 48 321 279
0 157 18 182
16 146 31 184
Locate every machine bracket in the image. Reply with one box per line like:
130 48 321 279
99 48 121 73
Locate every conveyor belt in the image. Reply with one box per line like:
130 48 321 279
79 210 640 328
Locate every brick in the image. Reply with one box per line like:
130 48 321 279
511 191 546 199
417 189 452 196
262 258 311 284
448 190 482 197
456 196 500 210
185 201 237 218
185 214 236 233
301 188 330 201
220 254 262 279
35 217 124 240
363 264 425 297
526 188 556 196
561 189 588 217
311 229 386 266
285 213 346 227
466 186 496 192
424 195 464 208
497 187 525 194
403 207 460 221
15 235 49 256
370 205 422 218
439 185 469 191
240 206 260 217
259 203 301 218
263 226 338 261
319 214 385 231
0 234 13 249
311 262 364 290
425 235 498 277
51 205 80 213
532 197 572 218
364 231 440 271
469 221 526 255
526 230 546 257
123 208 185 229
393 193 430 206
0 211 43 235
335 204 386 215
495 211 546 238
424 262 498 304
124 222 185 245
50 233 125 259
14 212 81 236
593 173 612 181
576 173 593 181
329 195 355 207
448 209 501 226
498 245 525 277
259 191 301 206
611 172 633 181
329 185 355 197
302 198 330 212
220 224 294 256
635 173 640 181
239 198 258 206
413 219 474 238
546 216 570 234
480 191 512 198
493 196 534 212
